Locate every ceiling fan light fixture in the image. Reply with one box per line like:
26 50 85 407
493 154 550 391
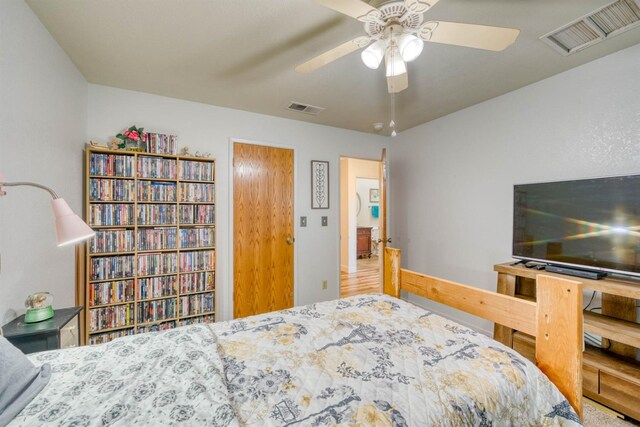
361 40 386 69
385 46 406 77
397 33 424 62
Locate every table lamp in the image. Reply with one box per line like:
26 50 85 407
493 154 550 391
0 178 95 246
0 176 95 323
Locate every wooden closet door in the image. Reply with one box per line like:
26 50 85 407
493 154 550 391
233 142 294 318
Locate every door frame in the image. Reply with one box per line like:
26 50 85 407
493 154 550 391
337 154 384 292
228 137 299 320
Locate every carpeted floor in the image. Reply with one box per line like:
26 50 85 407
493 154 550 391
583 402 638 426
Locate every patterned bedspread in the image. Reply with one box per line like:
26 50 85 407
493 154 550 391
10 294 581 426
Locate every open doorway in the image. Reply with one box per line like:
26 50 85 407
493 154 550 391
340 157 382 298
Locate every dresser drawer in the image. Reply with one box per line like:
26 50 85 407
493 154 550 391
512 331 535 363
599 371 640 420
582 364 599 395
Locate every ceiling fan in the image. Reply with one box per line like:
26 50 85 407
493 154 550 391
295 0 520 93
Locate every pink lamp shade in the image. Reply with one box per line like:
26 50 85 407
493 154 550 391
51 198 95 246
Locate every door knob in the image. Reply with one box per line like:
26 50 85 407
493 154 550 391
286 236 295 245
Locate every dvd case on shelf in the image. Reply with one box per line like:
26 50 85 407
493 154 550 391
179 160 214 181
90 229 135 253
179 205 215 224
137 227 177 251
137 204 177 225
89 279 135 306
89 303 135 332
138 275 177 300
89 204 135 227
179 182 215 202
90 153 134 177
90 178 135 201
138 156 177 179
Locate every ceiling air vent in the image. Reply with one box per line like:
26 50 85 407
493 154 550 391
541 0 640 55
286 102 325 116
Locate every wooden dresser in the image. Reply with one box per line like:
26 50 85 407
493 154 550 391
357 227 372 258
493 262 640 420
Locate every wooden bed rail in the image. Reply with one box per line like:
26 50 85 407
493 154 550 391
383 247 584 419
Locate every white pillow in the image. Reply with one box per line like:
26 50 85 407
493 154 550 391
0 337 51 427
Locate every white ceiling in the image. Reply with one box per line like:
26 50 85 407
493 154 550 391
26 0 640 135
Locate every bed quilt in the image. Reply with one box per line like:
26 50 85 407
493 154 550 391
10 294 581 426
9 325 238 427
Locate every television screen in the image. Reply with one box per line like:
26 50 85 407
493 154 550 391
513 175 640 276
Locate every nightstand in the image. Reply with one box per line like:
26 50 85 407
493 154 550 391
2 307 82 354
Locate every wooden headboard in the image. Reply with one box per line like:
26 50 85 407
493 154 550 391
383 247 584 419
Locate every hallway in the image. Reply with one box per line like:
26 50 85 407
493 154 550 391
340 256 381 298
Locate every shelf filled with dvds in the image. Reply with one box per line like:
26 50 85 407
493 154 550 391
138 181 177 202
90 229 135 254
179 204 215 224
89 303 135 333
80 148 216 344
179 159 214 181
137 321 176 334
90 153 134 178
178 182 215 202
178 314 215 327
89 279 135 306
88 329 135 345
90 178 135 202
137 156 177 179
137 204 176 226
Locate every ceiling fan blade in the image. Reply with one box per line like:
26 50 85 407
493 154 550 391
295 37 371 74
314 0 382 22
404 0 439 14
387 72 408 94
419 21 520 51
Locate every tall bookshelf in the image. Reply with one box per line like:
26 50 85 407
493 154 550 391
79 148 216 345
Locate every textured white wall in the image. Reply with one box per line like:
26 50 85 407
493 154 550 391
87 85 387 320
356 178 380 229
391 44 640 335
0 0 88 324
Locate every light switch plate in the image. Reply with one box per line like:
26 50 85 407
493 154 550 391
321 216 328 226
300 216 307 227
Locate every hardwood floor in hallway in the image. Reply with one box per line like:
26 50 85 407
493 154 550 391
340 256 381 298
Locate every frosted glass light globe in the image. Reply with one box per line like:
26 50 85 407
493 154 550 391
398 34 424 62
361 40 386 69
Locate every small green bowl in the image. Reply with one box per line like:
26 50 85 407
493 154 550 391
24 306 54 323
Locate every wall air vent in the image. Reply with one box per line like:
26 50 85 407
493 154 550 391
541 0 640 55
286 102 325 116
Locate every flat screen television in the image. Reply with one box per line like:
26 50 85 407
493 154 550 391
513 174 640 277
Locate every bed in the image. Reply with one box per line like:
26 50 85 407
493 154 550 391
5 248 583 426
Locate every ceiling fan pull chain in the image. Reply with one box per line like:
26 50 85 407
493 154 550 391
390 92 397 137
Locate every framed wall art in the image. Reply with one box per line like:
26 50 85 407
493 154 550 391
369 188 379 203
311 160 329 209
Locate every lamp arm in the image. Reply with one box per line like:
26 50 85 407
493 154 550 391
0 181 59 199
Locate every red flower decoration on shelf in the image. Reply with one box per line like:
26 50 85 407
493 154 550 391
116 125 146 150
